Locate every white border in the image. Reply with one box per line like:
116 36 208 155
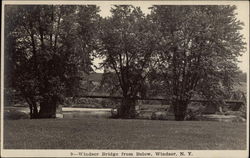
1 0 5 154
0 0 249 6
1 150 249 157
1 1 249 158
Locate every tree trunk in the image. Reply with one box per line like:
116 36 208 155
117 97 136 119
173 100 188 121
24 96 39 119
39 96 57 118
31 100 39 119
25 97 34 119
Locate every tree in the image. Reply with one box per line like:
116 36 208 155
150 5 246 120
98 5 161 118
4 5 100 118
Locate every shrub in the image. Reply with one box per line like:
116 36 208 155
151 111 168 120
185 102 205 120
4 110 29 120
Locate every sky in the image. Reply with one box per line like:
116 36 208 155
93 2 249 73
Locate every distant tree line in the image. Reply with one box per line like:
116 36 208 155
4 5 246 120
236 72 247 82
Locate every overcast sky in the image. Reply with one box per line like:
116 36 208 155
94 2 249 73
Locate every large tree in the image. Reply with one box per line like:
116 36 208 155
150 5 246 120
98 5 161 118
4 5 100 118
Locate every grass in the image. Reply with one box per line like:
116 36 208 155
4 118 246 149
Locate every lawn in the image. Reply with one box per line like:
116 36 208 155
4 118 246 149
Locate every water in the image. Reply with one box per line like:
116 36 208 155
5 107 112 119
63 111 112 118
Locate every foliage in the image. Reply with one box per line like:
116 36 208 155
4 5 246 121
150 5 246 120
4 110 29 120
4 5 100 118
98 5 161 118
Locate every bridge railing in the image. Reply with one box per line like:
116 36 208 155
74 95 244 105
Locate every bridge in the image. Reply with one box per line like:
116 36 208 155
75 95 245 105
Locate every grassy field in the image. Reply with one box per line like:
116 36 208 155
4 118 246 149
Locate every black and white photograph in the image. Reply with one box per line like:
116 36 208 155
1 0 249 158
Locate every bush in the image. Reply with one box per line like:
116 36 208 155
110 108 118 118
100 99 119 108
239 103 247 119
4 110 29 120
224 110 246 119
151 111 168 120
64 97 119 108
185 102 205 120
